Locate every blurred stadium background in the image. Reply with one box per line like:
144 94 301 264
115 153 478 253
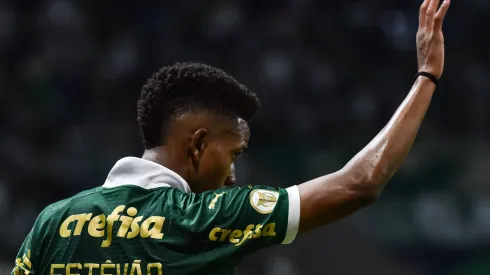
1 0 490 274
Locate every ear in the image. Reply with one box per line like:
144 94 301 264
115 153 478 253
190 128 208 162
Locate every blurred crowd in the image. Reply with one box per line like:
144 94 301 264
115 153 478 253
1 0 490 274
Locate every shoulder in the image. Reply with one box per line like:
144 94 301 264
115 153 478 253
24 188 102 251
37 187 102 223
182 185 284 214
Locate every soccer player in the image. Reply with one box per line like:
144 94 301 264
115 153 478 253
12 0 450 274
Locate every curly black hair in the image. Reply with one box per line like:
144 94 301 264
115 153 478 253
137 62 261 149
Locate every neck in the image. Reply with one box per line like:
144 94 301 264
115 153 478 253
142 147 188 183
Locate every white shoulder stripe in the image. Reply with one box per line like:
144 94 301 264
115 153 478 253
282 185 300 244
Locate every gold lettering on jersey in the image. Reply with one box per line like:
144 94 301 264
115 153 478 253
66 263 82 275
50 264 64 275
74 214 93 236
50 260 163 275
263 223 277 237
13 266 31 275
140 216 165 239
88 214 106 237
130 260 142 275
24 250 32 269
208 192 226 209
208 223 276 246
126 216 143 239
15 249 33 274
147 263 163 275
60 215 77 237
59 205 165 247
117 207 137 237
102 205 125 247
229 230 242 244
115 263 125 275
235 224 255 246
83 263 99 275
122 263 129 275
208 227 221 241
219 229 231 242
101 260 115 275
253 224 262 238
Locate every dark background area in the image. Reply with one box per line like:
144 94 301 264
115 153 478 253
1 0 490 274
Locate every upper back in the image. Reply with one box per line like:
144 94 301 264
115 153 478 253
28 186 197 274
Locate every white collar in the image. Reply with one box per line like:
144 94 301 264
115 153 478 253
102 157 191 194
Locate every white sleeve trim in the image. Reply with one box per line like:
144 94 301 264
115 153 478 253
282 185 300 244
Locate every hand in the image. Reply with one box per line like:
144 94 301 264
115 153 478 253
416 0 450 79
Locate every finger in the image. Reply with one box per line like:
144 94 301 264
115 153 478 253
428 0 440 15
419 0 431 27
434 0 450 31
425 0 440 30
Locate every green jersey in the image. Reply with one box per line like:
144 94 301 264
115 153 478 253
12 157 300 275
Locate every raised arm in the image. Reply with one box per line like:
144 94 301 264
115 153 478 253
297 0 450 233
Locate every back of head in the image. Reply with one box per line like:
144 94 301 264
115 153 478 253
137 62 261 149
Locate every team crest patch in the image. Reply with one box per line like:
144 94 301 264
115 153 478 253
249 189 279 214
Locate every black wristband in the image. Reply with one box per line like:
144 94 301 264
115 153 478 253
414 71 439 87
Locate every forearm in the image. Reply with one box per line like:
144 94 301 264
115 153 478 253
344 76 436 192
297 77 436 232
297 0 449 233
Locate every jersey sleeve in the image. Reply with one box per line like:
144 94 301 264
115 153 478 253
182 185 300 252
11 205 52 275
11 229 37 275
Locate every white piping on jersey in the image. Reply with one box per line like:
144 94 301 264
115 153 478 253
102 157 192 194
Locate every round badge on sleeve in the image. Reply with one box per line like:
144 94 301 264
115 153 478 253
249 189 279 214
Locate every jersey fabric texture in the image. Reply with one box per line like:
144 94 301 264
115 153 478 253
12 157 301 275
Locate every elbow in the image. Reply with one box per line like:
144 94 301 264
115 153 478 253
357 188 381 206
346 170 384 207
